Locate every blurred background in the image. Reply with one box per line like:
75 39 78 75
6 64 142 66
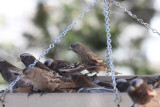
0 0 160 87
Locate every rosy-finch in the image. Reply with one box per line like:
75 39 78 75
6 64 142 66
17 53 55 73
128 78 156 107
68 42 120 75
22 67 61 92
44 59 86 77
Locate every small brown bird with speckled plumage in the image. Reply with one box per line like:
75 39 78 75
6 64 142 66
68 42 108 73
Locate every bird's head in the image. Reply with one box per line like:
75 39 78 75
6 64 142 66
129 78 144 92
0 58 5 64
68 42 83 53
17 53 36 67
116 78 127 83
44 59 53 67
22 67 35 79
71 72 81 80
0 58 5 70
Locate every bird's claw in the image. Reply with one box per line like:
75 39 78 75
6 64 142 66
91 74 97 80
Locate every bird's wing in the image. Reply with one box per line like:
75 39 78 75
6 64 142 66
9 67 22 75
87 51 104 63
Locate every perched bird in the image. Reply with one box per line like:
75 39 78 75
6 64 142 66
22 67 61 92
0 58 32 92
128 78 156 107
17 53 54 73
71 72 99 88
68 42 107 74
116 78 130 92
44 59 86 77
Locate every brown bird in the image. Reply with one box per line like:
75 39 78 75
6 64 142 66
128 78 156 107
22 67 61 92
71 72 99 88
0 58 32 92
68 42 107 74
17 53 55 73
44 59 86 77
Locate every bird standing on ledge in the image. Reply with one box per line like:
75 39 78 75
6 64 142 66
128 78 156 107
22 67 61 92
68 42 120 75
68 42 107 73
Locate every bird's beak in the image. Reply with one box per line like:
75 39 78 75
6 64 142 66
129 86 135 92
68 46 72 50
21 74 25 78
16 57 21 62
147 90 157 96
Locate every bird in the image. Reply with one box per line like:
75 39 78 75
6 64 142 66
71 72 99 88
0 58 32 92
116 78 130 92
127 78 156 107
44 59 86 77
68 42 120 76
68 42 107 73
22 67 62 92
17 53 55 73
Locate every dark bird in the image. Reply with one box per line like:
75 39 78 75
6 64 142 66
22 67 61 92
116 78 130 92
127 78 156 107
68 42 107 74
71 72 99 88
142 76 160 89
44 59 86 77
17 53 54 73
0 58 32 92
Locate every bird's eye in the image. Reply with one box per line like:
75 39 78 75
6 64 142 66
71 44 76 48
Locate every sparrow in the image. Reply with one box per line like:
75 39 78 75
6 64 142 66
68 42 120 76
116 78 130 92
127 78 156 107
0 58 32 92
44 59 86 77
17 53 54 73
22 67 61 92
68 42 107 74
71 72 99 88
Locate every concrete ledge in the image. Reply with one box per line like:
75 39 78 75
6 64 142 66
0 91 160 107
1 75 160 107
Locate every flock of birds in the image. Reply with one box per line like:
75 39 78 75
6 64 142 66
0 42 159 107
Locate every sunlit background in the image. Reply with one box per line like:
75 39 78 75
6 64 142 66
0 0 160 88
